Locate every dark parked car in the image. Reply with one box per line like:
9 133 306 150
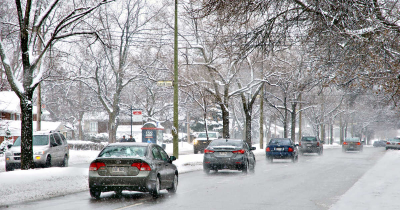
88 143 178 198
203 139 256 174
266 138 298 163
298 136 323 155
373 140 387 147
342 137 363 152
193 132 219 154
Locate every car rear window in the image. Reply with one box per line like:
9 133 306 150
302 137 317 141
98 146 147 158
345 138 360 142
208 139 242 148
269 139 292 145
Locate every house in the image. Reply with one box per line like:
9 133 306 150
0 91 64 143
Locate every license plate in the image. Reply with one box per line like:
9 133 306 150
275 148 283 151
219 152 228 156
112 167 125 172
350 146 354 149
307 144 312 146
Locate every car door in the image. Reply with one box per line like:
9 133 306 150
243 142 255 168
151 146 166 187
159 147 175 184
53 134 63 162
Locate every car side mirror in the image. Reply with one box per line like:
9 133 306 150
250 147 256 151
7 144 12 149
170 156 177 162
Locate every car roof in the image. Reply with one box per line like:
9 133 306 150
108 142 151 146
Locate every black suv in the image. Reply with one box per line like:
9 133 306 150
298 136 323 155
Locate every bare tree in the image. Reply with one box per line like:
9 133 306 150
0 0 111 170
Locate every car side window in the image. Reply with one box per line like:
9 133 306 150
54 134 63 145
50 135 57 146
159 148 169 162
60 134 67 145
152 147 162 160
243 142 249 150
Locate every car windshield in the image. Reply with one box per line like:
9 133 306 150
345 138 360 142
13 135 49 146
198 133 217 138
269 139 292 145
208 139 242 148
302 137 317 141
98 146 147 158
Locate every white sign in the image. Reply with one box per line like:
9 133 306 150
132 110 143 122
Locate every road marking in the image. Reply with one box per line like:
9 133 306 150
114 203 143 210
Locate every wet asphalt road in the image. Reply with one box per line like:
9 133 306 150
4 147 386 210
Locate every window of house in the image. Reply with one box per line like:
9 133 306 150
90 122 98 132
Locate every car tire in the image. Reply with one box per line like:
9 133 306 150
150 176 161 198
167 174 178 193
90 188 101 199
203 167 210 174
318 149 323 156
5 164 14 171
61 155 68 167
242 161 249 174
250 159 255 173
45 156 51 168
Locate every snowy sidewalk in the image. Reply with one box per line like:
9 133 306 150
329 149 400 210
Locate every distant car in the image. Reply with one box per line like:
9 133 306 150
266 138 298 163
385 138 400 150
88 142 178 198
342 137 363 152
373 140 387 147
298 136 323 155
203 139 256 174
5 131 69 171
193 132 220 154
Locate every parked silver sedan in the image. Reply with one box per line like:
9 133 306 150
88 143 178 198
385 138 400 150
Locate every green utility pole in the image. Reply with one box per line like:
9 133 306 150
173 0 179 158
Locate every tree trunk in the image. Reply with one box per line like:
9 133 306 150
220 104 230 138
20 93 35 170
245 110 252 147
290 102 297 142
283 96 288 138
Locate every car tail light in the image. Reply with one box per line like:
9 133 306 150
204 149 214 154
397 143 400 145
356 142 361 145
266 147 271 152
232 149 245 154
387 142 391 145
89 162 106 171
299 142 302 146
131 162 152 171
288 147 294 152
317 142 320 146
343 142 348 145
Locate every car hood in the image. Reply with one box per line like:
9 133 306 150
8 145 49 153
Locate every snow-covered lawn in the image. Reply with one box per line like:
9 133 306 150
1 142 397 209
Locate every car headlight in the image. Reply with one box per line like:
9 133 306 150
34 151 45 155
193 140 198 144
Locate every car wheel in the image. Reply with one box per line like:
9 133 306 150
151 176 161 198
242 161 249 174
203 167 210 174
45 156 51 168
61 155 68 167
250 159 255 173
114 190 123 196
90 188 101 199
167 174 178 193
5 164 14 171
